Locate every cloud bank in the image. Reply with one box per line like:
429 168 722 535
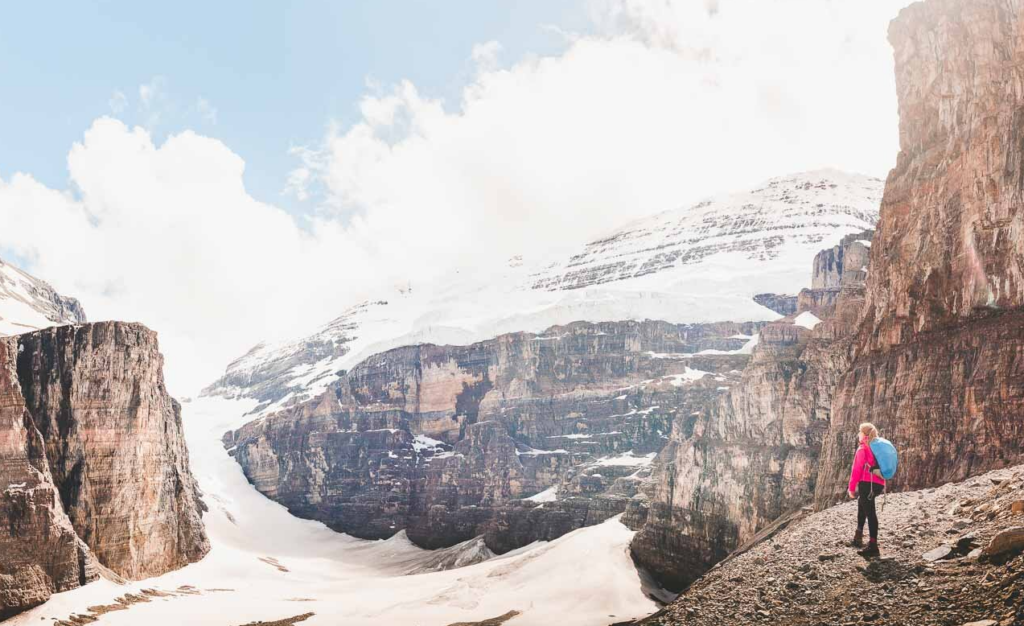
0 0 912 394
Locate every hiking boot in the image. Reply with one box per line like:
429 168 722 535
849 529 864 548
858 542 880 558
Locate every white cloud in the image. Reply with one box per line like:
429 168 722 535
295 0 911 282
109 90 128 114
1 0 913 395
138 76 165 107
0 119 372 394
471 40 503 72
196 97 218 124
137 76 169 128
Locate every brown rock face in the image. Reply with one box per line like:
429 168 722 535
0 337 97 619
15 323 210 578
226 320 758 551
628 233 871 591
815 0 1024 506
1 322 209 619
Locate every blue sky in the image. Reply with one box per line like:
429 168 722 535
0 0 590 215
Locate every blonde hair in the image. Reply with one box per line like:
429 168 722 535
859 422 879 443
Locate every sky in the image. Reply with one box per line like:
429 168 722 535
0 0 914 394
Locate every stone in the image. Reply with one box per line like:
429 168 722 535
981 527 1024 558
960 621 997 626
1010 501 1024 514
922 546 953 562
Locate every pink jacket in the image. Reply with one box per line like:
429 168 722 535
849 442 886 494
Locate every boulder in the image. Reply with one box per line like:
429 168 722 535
981 527 1024 558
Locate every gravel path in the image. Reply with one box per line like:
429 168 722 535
630 465 1024 626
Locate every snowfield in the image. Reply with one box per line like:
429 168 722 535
8 396 658 626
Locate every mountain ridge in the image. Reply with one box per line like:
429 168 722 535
204 169 882 418
0 257 86 336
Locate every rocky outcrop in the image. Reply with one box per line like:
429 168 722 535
16 323 209 578
797 230 872 317
815 0 1024 506
752 293 797 316
1 322 209 619
0 337 97 619
631 465 1024 626
225 320 759 552
628 233 872 591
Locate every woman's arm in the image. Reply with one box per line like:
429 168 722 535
848 446 864 495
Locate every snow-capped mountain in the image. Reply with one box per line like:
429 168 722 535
0 257 87 336
203 169 882 414
531 169 882 291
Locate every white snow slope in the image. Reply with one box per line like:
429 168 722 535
9 396 657 626
0 256 86 336
205 169 881 415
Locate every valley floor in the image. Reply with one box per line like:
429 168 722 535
7 397 658 626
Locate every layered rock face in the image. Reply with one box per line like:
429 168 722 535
225 320 758 551
628 233 872 591
815 0 1024 506
1 323 209 618
0 337 96 619
752 293 798 316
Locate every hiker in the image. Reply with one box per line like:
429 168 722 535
848 422 885 557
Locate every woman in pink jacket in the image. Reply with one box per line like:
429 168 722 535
848 422 885 557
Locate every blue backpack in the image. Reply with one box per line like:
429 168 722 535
869 437 899 480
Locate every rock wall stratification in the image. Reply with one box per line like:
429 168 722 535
816 0 1024 506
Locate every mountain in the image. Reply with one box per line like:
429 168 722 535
222 319 760 552
204 169 883 417
0 257 86 336
207 170 883 571
1 322 209 619
530 169 881 292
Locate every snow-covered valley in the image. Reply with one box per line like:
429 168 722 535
0 168 884 625
7 395 658 626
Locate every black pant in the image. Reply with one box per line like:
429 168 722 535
857 481 884 540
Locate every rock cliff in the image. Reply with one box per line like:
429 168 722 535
224 320 759 551
627 232 872 591
1 322 209 619
815 0 1024 506
0 337 97 620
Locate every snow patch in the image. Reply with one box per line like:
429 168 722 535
794 311 822 330
525 485 559 503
